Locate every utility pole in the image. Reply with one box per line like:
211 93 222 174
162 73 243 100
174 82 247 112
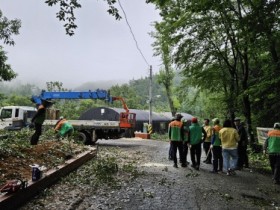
149 65 152 126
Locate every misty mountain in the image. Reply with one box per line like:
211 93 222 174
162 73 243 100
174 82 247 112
73 80 128 91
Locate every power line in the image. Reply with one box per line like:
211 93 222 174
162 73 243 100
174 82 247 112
117 0 150 67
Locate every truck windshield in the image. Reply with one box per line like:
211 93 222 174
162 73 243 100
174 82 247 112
0 109 13 119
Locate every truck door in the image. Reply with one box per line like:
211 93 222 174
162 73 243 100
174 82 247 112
0 108 14 129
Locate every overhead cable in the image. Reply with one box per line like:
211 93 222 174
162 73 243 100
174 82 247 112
117 0 150 67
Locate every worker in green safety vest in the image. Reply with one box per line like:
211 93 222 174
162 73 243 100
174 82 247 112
168 113 185 168
54 117 74 139
264 122 280 185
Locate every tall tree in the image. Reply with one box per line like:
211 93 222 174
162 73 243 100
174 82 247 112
152 22 176 116
0 10 20 82
150 0 280 144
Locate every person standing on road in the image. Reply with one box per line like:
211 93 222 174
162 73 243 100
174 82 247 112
30 100 52 145
263 122 280 185
168 117 175 161
203 119 213 164
210 118 223 173
182 119 191 165
188 117 207 170
54 116 74 139
234 117 249 170
219 119 240 176
168 113 185 168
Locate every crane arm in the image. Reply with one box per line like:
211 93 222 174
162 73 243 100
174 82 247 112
112 97 129 113
31 89 113 104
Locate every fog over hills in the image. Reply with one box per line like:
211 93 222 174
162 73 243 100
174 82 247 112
73 80 128 91
1 78 128 91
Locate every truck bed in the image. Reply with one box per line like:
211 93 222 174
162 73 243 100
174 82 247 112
44 120 120 129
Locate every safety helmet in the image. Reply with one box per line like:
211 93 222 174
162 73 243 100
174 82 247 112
273 122 280 129
212 118 220 124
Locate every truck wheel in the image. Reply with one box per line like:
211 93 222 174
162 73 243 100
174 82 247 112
76 131 91 145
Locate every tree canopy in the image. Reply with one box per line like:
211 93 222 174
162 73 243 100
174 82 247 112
45 0 121 36
149 0 280 141
0 10 20 81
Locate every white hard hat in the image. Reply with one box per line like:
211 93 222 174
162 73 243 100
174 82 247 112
274 122 280 129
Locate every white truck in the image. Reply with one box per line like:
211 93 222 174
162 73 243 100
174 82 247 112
0 105 135 144
0 106 37 130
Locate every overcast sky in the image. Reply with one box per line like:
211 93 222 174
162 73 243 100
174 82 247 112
0 0 161 88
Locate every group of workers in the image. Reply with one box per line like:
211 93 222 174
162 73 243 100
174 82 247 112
30 101 280 184
30 100 73 145
168 114 280 185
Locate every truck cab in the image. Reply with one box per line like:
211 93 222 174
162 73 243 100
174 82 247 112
0 106 37 130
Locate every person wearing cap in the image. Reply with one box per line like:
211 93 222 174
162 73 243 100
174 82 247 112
54 117 74 139
203 119 213 164
188 117 207 170
219 119 240 176
168 113 185 168
234 117 249 169
210 118 223 173
263 122 280 185
30 100 53 145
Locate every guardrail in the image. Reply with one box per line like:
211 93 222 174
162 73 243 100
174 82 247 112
256 127 273 144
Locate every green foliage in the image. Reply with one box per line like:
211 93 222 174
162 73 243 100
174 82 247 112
3 95 33 106
151 132 169 141
45 0 81 36
150 0 280 132
0 10 21 82
0 47 17 82
0 130 33 158
94 155 119 183
44 0 121 36
110 76 170 112
110 83 142 109
106 0 121 20
46 81 67 91
62 147 141 188
0 10 21 46
248 149 271 174
146 0 168 7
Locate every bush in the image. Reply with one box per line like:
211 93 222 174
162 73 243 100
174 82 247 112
248 148 271 174
151 133 169 141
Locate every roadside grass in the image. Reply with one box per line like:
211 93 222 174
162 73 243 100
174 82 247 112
150 133 169 141
61 147 143 190
248 148 271 174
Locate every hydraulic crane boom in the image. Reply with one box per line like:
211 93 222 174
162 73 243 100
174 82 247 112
112 96 129 113
31 89 113 105
31 89 136 130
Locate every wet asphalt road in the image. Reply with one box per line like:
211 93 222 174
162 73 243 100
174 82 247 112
20 138 280 210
